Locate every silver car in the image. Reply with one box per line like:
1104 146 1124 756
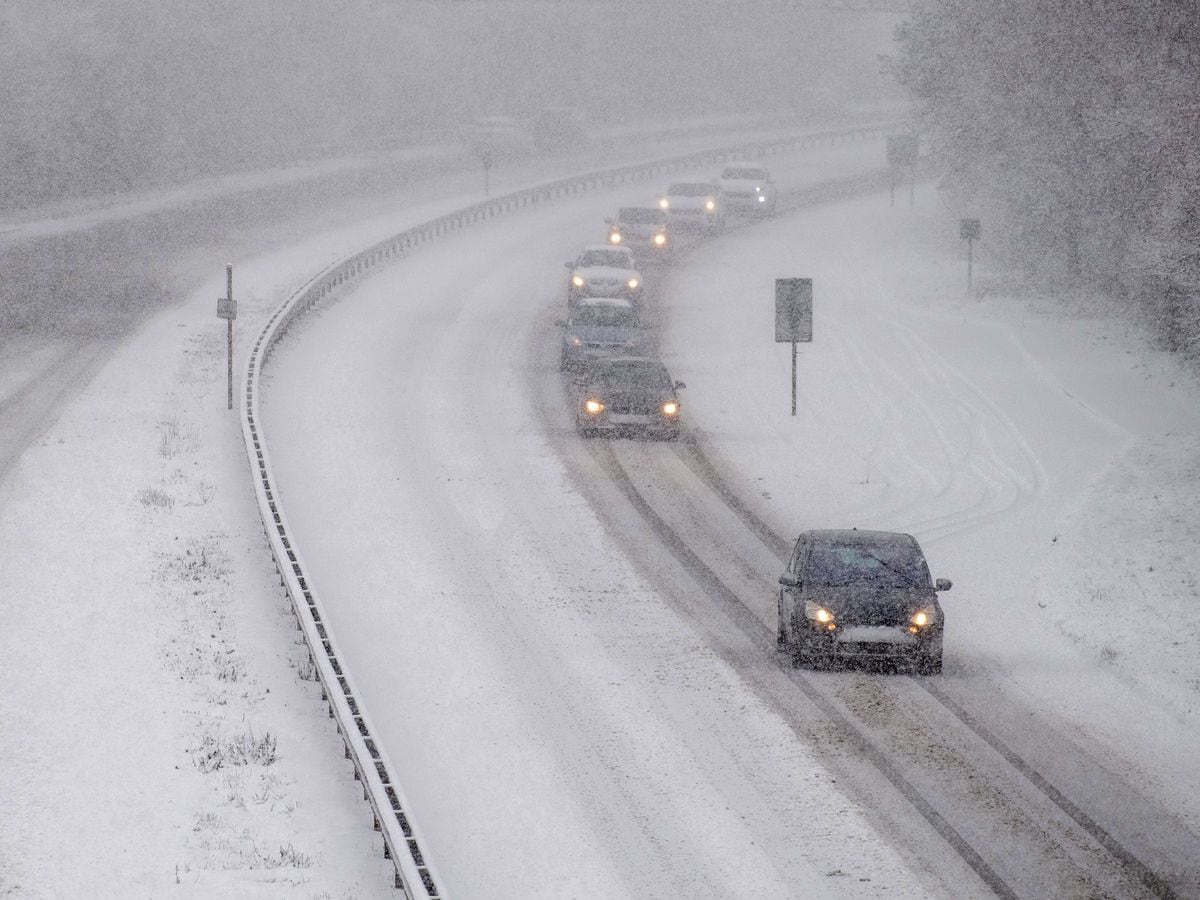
557 298 647 370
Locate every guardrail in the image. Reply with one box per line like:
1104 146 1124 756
239 118 902 898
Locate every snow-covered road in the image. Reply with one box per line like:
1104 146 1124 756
261 140 1200 898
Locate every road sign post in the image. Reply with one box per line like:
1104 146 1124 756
775 278 813 416
887 134 919 209
960 218 982 292
216 263 237 410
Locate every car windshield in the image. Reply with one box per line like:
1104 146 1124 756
722 167 767 180
596 360 671 389
578 249 632 268
805 539 930 588
667 183 713 197
572 306 640 328
618 208 662 224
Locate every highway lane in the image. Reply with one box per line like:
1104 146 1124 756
259 138 961 898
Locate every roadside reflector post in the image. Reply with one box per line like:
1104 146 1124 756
217 263 237 410
960 218 982 293
775 278 813 417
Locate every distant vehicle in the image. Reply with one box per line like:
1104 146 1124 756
574 356 684 438
658 181 724 232
557 297 647 370
530 106 588 153
606 207 670 257
565 245 642 304
777 529 951 674
716 163 777 217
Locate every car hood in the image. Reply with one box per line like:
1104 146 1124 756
570 325 641 343
806 584 936 625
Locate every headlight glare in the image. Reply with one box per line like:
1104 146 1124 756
705 199 715 211
627 277 639 290
572 275 584 287
653 233 666 246
609 232 621 244
804 600 835 625
584 399 604 415
911 607 936 628
659 198 669 209
661 401 679 416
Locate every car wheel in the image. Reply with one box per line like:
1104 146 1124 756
916 653 943 675
776 606 788 649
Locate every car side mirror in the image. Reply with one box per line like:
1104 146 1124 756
674 381 686 390
935 578 952 592
779 573 800 588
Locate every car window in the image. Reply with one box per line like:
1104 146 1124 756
572 306 640 328
578 250 632 268
599 361 671 389
805 540 931 588
722 168 767 180
619 208 662 224
667 183 714 197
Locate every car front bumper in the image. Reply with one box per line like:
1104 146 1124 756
796 625 941 664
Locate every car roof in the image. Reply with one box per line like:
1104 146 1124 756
574 296 634 310
666 181 715 190
590 354 665 369
721 162 768 172
800 529 922 549
579 243 634 255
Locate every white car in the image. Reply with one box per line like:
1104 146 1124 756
716 163 777 217
566 245 643 304
658 181 724 233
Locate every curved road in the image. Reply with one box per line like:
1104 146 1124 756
261 142 1200 898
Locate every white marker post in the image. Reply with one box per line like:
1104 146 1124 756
216 264 237 410
775 278 813 416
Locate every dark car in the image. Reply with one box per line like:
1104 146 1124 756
574 356 684 438
606 207 670 257
557 297 647 370
776 529 952 674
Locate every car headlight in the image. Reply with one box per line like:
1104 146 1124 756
705 199 715 211
569 335 582 346
572 275 585 288
584 399 604 415
754 185 763 193
661 401 679 416
609 231 622 244
757 194 766 203
804 600 836 629
653 232 666 246
659 198 669 209
909 606 937 631
627 277 639 290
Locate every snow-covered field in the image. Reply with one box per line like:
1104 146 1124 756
2 130 1198 898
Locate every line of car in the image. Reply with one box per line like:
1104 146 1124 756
553 162 953 674
557 162 779 439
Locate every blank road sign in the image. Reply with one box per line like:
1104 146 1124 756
775 278 812 343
